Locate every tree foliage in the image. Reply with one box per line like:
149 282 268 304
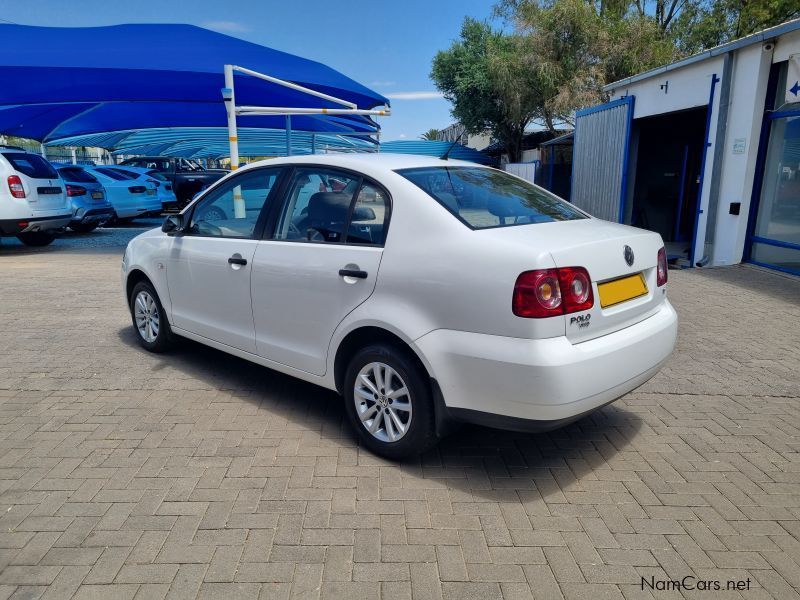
420 128 440 140
432 0 797 160
431 18 545 161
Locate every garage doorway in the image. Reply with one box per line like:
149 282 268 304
628 108 708 266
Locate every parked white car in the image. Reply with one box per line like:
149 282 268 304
83 166 160 221
0 146 72 246
122 154 677 457
107 165 178 208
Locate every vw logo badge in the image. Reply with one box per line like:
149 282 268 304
623 245 634 267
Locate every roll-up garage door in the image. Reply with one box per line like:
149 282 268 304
571 96 634 222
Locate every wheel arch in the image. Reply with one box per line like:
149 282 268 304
332 325 432 395
125 268 152 304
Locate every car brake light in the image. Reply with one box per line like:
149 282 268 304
7 175 25 199
128 186 145 194
513 267 593 318
66 184 86 197
656 247 668 287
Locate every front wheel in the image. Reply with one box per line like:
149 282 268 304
343 344 438 459
16 231 56 246
129 281 174 352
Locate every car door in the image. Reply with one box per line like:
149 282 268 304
251 167 391 375
166 167 284 353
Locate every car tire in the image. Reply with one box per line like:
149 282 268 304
343 344 438 459
129 281 175 353
16 231 56 246
69 222 99 233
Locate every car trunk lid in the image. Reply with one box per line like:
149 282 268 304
482 218 667 343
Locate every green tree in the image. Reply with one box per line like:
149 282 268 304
431 18 546 162
671 0 800 54
420 128 440 141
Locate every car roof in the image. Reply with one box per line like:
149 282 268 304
235 153 483 176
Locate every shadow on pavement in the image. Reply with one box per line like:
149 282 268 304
115 324 643 501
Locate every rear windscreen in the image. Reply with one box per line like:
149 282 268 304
95 168 131 181
397 166 586 230
2 153 58 179
58 168 98 184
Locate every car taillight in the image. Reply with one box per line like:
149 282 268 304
513 267 593 318
656 247 668 287
7 175 25 199
128 186 145 194
66 184 86 197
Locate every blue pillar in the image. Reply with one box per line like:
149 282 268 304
311 133 316 155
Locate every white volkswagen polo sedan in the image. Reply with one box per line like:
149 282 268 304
122 154 677 458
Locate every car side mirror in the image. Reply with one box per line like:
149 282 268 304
162 214 185 235
352 206 376 221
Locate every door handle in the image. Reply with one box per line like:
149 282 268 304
338 268 368 279
228 256 248 266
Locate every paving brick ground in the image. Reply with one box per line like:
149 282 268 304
1 225 799 599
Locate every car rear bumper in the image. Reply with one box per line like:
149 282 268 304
70 206 115 225
0 214 72 235
415 299 677 427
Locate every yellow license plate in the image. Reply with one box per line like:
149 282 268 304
597 273 647 308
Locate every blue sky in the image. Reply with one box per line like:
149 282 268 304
0 0 498 141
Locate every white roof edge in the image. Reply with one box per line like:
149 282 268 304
604 18 800 92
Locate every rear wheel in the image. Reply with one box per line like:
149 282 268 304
343 344 438 459
69 222 99 233
16 231 56 246
129 281 174 352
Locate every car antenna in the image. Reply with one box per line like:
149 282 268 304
439 138 460 160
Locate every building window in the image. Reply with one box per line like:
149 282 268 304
751 114 800 273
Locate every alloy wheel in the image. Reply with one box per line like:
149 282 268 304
354 361 413 443
134 290 160 343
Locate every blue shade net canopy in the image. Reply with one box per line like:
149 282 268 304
0 23 389 155
380 140 492 165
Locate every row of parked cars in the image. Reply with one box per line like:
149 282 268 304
0 146 226 246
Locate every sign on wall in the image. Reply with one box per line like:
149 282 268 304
787 54 800 104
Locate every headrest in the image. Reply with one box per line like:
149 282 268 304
308 192 351 223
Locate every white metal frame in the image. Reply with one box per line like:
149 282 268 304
223 64 389 169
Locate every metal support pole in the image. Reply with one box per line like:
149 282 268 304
286 115 292 156
71 148 77 165
311 133 316 155
223 65 240 171
40 143 46 159
224 64 244 218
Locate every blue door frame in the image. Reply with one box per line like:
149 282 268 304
744 63 800 277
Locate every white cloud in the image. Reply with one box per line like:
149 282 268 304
385 91 445 100
369 80 397 88
201 20 250 33
398 133 407 138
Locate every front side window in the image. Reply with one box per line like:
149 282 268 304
189 168 282 238
274 168 360 243
397 166 586 229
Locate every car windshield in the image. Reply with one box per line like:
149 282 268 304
58 167 98 183
2 153 58 179
396 166 586 229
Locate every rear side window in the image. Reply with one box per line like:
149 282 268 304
58 168 98 183
2 153 58 179
397 166 586 229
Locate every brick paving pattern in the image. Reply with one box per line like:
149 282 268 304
0 226 799 599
